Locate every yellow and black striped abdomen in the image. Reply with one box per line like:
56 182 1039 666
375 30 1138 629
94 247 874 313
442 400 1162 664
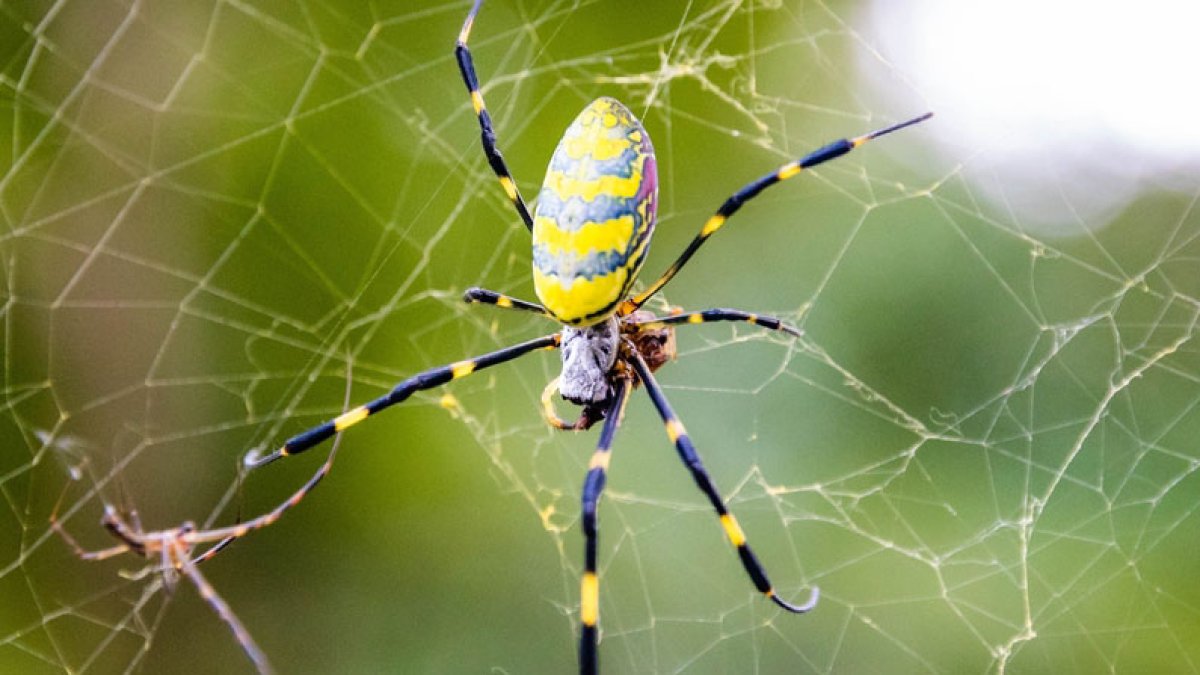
533 97 657 326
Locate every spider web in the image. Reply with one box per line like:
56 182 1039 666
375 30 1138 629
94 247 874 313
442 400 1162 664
3 1 1199 673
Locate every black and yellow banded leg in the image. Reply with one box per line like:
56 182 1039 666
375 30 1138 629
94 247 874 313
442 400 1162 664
247 333 560 469
631 308 803 339
630 112 933 309
463 286 551 319
579 376 633 675
628 350 819 614
455 0 534 231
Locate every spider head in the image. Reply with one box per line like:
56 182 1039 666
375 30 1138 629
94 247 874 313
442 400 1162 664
559 316 620 405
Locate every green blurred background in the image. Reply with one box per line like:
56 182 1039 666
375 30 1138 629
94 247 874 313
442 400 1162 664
2 1 1198 673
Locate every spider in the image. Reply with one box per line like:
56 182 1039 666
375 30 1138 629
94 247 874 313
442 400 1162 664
60 0 930 671
53 505 275 674
50 433 343 675
246 1 927 671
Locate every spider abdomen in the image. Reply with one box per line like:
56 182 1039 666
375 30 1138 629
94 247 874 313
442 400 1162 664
532 97 657 326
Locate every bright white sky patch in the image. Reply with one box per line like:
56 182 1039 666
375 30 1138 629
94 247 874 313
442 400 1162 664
860 0 1200 233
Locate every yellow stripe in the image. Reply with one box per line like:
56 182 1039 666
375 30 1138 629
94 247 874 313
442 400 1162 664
540 377 574 429
498 175 517 201
588 451 611 471
533 266 628 326
534 214 635 259
687 313 704 324
451 361 476 379
495 295 513 308
544 168 644 202
700 214 726 237
333 406 370 431
470 90 484 115
746 314 758 324
665 418 686 443
777 161 802 180
720 514 747 547
580 572 599 626
563 131 635 161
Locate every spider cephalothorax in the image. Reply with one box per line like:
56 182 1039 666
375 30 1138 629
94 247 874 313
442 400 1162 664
550 310 677 430
559 316 621 405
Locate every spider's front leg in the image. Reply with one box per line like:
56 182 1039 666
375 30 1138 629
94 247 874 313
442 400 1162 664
629 307 803 339
538 317 623 432
247 334 560 469
628 112 933 311
455 0 535 231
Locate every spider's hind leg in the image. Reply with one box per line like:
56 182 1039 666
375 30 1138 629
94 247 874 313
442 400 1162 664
577 376 634 675
628 348 819 614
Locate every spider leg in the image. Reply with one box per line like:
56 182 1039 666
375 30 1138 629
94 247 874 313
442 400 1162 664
99 506 151 556
172 543 274 674
50 515 131 562
190 534 235 565
628 350 819 614
456 0 535 231
631 308 803 338
184 431 347 563
248 333 559 469
192 353 363 564
540 377 607 431
463 286 551 319
628 112 933 310
49 484 133 561
579 375 633 675
540 377 577 430
181 337 557 568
